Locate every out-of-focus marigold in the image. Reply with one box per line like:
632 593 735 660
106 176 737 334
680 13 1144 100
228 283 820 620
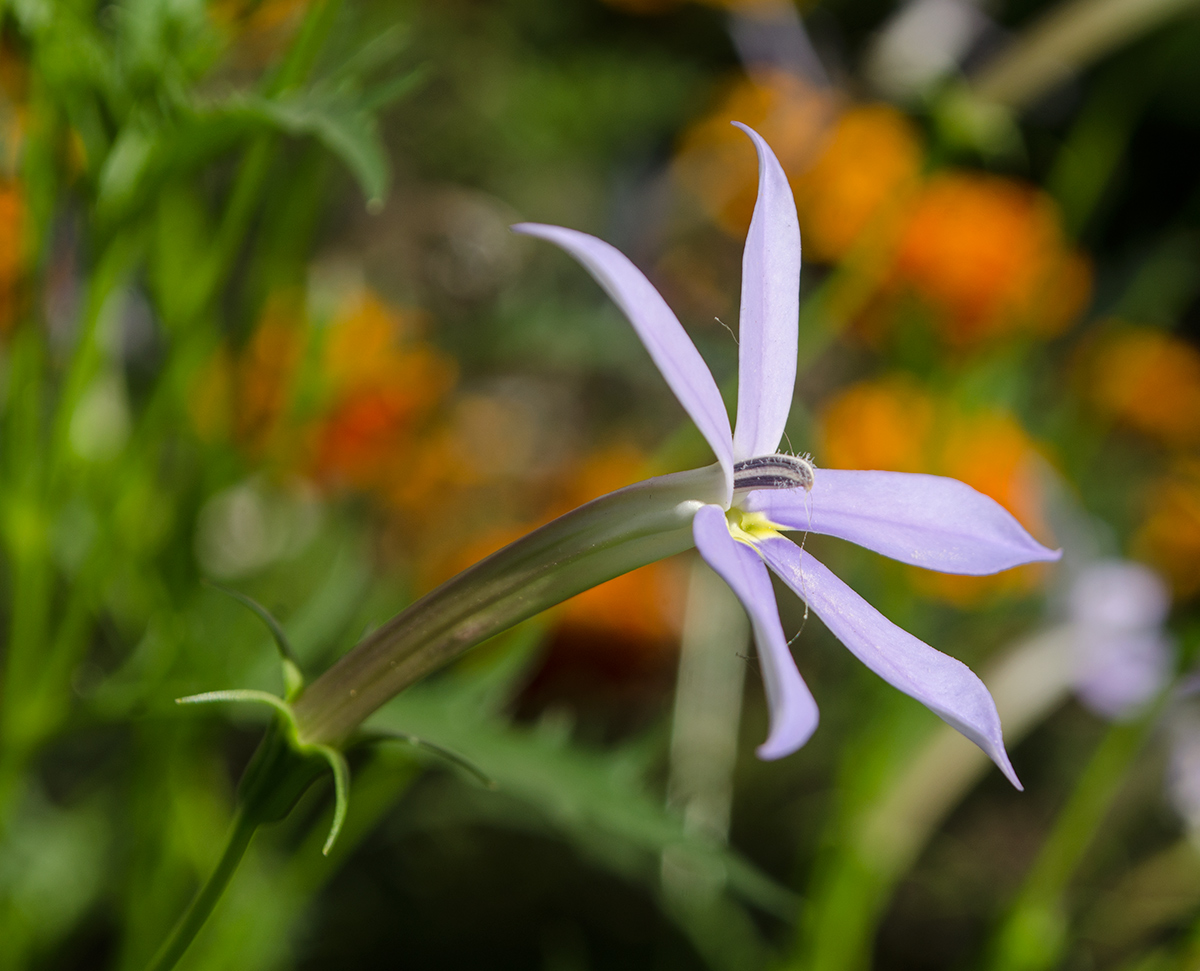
1135 460 1200 600
790 104 923 263
820 375 1052 603
891 173 1091 347
235 294 306 454
673 71 835 236
818 375 933 473
190 290 455 496
0 181 24 331
676 84 923 265
1086 326 1200 448
310 295 455 490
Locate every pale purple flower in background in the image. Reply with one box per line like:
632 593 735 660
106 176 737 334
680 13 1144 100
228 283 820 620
1068 560 1173 721
515 123 1059 788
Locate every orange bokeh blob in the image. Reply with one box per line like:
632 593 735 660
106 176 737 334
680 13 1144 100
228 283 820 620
892 173 1090 347
0 182 23 331
819 376 1053 603
235 294 306 454
1135 460 1200 600
818 375 934 472
309 296 455 490
673 71 836 236
1087 326 1200 449
791 104 923 263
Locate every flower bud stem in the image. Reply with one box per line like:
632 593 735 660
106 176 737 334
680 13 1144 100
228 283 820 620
144 810 257 971
146 723 330 971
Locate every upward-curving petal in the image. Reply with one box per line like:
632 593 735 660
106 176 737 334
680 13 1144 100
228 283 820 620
731 122 801 463
692 504 819 759
514 223 734 500
744 469 1062 575
758 536 1022 788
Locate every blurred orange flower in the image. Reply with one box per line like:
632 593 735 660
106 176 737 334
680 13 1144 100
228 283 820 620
554 446 686 645
1135 460 1200 599
891 173 1091 347
676 82 924 267
0 181 24 331
1087 326 1200 448
790 104 923 263
820 376 1053 603
818 374 933 472
309 295 455 490
235 293 306 454
193 289 455 497
674 71 836 236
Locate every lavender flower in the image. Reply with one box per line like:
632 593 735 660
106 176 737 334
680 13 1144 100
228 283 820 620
515 123 1059 786
1068 560 1173 721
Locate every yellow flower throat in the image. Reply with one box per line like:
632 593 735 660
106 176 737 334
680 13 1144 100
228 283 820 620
725 507 786 546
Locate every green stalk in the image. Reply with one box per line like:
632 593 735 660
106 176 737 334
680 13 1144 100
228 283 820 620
292 464 726 746
144 810 259 971
972 0 1200 110
788 626 1077 971
984 715 1153 971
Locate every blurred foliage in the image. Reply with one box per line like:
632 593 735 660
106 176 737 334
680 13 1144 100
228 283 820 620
2 0 1200 969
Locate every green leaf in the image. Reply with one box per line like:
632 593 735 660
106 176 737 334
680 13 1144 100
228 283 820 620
228 92 390 207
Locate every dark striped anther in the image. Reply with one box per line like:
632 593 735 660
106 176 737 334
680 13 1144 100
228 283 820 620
733 454 815 492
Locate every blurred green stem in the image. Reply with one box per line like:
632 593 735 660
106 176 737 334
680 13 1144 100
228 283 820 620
984 715 1153 971
145 809 259 971
973 0 1200 109
147 722 329 971
789 626 1076 971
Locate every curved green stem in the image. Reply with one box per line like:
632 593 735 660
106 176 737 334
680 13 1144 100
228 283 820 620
145 809 259 971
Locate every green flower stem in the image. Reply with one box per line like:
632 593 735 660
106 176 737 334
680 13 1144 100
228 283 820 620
292 464 726 746
144 808 259 971
146 722 330 971
985 713 1154 971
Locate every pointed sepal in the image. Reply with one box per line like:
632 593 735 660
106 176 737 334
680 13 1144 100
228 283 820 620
204 581 307 700
355 729 497 789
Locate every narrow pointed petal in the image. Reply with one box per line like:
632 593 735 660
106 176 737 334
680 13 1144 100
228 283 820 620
731 122 801 463
514 223 734 498
692 504 819 759
758 537 1021 788
744 469 1062 575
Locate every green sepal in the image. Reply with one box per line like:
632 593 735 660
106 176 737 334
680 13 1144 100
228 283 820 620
354 729 497 790
176 690 349 854
202 582 306 701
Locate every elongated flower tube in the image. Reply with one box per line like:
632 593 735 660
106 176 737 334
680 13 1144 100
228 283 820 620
293 123 1058 788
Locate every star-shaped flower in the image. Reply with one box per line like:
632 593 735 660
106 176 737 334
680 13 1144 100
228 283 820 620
515 123 1060 787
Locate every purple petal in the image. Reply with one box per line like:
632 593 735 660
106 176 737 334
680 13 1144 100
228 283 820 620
514 223 733 500
692 504 819 759
731 123 801 463
744 469 1061 575
758 536 1021 788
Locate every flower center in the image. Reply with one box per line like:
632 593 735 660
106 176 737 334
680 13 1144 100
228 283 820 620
725 507 786 546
